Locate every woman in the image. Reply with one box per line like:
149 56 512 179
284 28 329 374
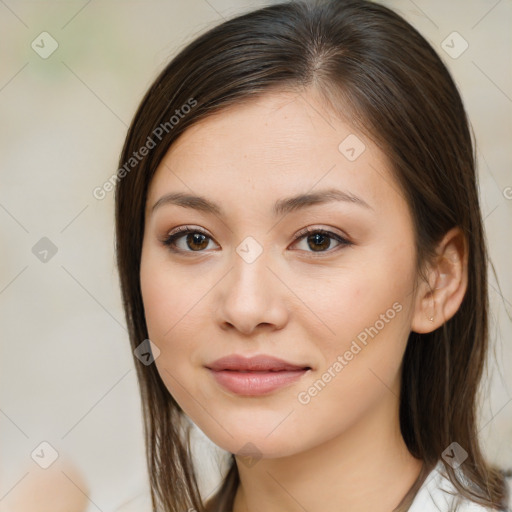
114 0 511 510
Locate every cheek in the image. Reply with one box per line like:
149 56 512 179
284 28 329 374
140 250 198 368
141 244 196 335
140 259 204 414
306 242 416 392
310 264 413 350
292 290 411 447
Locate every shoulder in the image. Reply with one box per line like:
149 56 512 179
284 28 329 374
408 461 512 512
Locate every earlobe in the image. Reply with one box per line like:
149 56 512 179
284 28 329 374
411 227 468 334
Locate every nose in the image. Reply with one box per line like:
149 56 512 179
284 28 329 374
215 249 289 336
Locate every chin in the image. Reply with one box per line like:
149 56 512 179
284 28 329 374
190 411 309 460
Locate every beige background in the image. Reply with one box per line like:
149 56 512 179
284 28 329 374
0 0 511 510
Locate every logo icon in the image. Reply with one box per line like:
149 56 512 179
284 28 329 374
236 236 263 264
31 441 59 469
31 32 59 59
441 32 468 59
442 442 468 469
338 134 366 161
237 442 262 468
134 339 161 365
32 237 58 263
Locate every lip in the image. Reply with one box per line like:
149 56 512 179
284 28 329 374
206 355 311 396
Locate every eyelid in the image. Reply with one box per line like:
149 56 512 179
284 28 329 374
166 224 211 238
293 225 351 242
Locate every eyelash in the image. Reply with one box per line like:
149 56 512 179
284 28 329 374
161 225 353 256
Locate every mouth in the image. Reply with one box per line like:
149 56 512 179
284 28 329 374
205 354 312 396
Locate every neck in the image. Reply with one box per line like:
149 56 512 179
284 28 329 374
232 390 423 512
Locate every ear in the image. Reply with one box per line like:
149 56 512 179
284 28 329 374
411 227 468 334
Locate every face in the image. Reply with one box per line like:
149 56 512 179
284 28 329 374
140 89 419 459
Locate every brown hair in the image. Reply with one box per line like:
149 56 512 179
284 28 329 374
114 0 509 510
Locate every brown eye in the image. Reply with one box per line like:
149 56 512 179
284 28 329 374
306 232 333 251
162 226 217 253
292 228 352 254
184 232 210 251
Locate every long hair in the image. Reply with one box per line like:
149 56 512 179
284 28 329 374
114 0 509 510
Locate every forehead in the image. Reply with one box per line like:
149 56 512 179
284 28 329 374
160 90 361 169
146 89 398 217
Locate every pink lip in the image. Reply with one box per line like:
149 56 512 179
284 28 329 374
206 355 311 396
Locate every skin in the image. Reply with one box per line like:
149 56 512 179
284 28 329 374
4 458 89 512
140 88 468 512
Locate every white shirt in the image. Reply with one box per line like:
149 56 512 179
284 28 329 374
408 461 512 512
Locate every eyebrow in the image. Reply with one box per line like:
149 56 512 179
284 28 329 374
150 187 373 217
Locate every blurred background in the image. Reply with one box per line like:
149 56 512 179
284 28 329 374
1 0 511 510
